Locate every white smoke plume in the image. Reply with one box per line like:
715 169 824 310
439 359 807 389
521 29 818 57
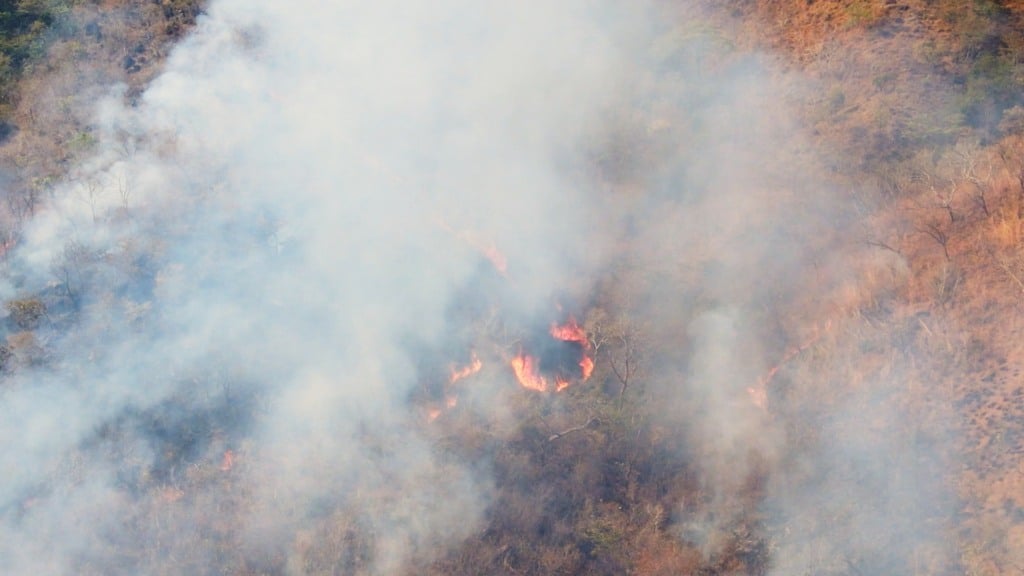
0 1 647 573
0 1 959 574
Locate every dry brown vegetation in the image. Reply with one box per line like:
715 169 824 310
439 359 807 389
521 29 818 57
3 1 1024 575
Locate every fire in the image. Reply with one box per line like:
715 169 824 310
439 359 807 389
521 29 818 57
511 316 596 392
428 354 478 422
580 355 594 380
551 317 595 386
750 320 832 410
449 353 482 384
550 318 587 344
426 394 460 422
511 353 548 392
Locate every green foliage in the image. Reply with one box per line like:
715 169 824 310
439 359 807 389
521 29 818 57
65 129 95 153
0 0 75 112
960 51 1023 133
581 521 623 557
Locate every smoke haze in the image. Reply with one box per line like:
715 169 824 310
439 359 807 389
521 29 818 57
0 1 958 574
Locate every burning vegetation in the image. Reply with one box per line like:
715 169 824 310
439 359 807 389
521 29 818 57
510 317 595 393
2 0 1024 575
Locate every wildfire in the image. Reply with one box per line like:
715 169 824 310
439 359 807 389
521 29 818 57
511 353 548 392
426 395 460 423
550 317 595 387
427 354 480 422
510 316 596 393
748 320 832 410
449 353 482 384
550 319 587 343
580 355 595 380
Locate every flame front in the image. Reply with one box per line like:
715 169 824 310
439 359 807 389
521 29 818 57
550 319 587 344
551 317 595 386
511 353 548 392
750 320 832 410
449 353 482 384
580 355 594 381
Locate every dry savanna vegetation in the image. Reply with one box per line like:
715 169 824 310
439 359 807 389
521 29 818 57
2 1 1024 575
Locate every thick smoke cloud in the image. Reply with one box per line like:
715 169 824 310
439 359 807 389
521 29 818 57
0 0 957 574
0 1 647 573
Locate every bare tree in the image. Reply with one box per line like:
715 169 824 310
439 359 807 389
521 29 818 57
8 177 47 226
953 140 994 217
988 247 1024 294
997 137 1024 218
77 178 105 223
919 221 951 261
116 173 132 211
923 171 959 224
585 308 648 403
51 241 94 309
865 215 910 256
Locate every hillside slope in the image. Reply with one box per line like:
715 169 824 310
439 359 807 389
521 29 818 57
0 1 1022 575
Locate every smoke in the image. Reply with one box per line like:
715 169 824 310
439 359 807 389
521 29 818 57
596 19 958 572
0 0 961 574
0 1 652 574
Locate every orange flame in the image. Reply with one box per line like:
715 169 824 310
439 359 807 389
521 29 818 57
580 355 595 381
551 317 594 385
426 395 459 423
449 354 483 384
550 318 587 344
511 317 596 393
511 353 548 392
751 320 832 410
